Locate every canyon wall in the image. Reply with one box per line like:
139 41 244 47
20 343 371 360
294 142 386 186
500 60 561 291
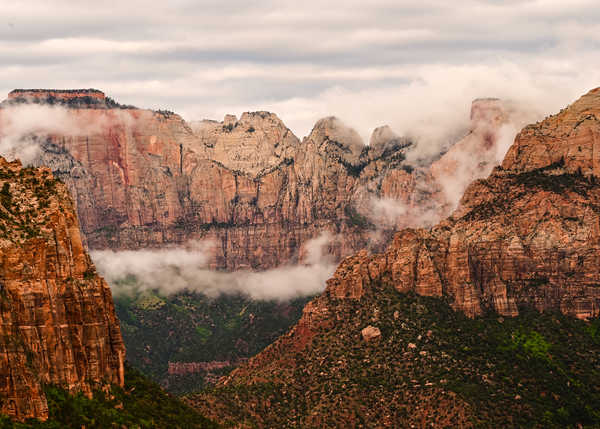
0 91 514 271
298 87 600 334
0 157 125 420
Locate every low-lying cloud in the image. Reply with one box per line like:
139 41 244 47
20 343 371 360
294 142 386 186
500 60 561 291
91 233 336 301
0 103 108 164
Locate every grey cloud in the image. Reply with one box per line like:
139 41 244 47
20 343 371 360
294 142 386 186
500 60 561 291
1 1 600 140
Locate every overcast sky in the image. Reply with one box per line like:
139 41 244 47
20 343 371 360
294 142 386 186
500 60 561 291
1 0 600 140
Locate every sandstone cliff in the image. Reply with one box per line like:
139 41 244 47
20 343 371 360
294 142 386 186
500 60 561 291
0 91 515 271
0 157 125 420
187 87 600 429
239 87 600 371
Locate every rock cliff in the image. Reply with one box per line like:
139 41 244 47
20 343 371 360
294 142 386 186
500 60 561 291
188 87 600 429
0 157 125 420
0 91 515 271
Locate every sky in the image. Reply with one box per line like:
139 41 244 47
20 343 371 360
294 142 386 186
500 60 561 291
1 0 600 140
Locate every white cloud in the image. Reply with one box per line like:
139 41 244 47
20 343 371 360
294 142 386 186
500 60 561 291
0 1 599 142
91 233 337 301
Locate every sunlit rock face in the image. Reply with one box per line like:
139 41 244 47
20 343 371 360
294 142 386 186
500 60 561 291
0 157 124 421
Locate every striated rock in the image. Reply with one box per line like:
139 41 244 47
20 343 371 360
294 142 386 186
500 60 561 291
0 157 125 420
191 111 300 176
0 91 515 272
188 87 600 429
361 325 381 342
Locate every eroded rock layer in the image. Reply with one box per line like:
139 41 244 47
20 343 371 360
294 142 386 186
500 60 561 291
0 158 125 420
0 91 515 270
188 87 600 429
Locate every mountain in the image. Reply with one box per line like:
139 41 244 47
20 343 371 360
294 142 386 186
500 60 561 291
187 89 600 427
0 89 523 395
0 89 517 270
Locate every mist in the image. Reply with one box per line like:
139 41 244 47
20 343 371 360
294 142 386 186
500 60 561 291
91 233 337 301
362 96 541 230
0 103 114 164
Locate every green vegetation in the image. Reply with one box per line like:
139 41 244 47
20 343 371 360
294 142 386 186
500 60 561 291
0 366 219 428
343 204 374 229
196 285 600 428
0 167 65 242
0 183 12 210
114 287 310 394
339 159 366 177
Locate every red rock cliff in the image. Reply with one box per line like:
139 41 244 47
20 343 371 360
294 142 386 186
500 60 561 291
0 158 125 420
0 93 514 270
323 87 600 320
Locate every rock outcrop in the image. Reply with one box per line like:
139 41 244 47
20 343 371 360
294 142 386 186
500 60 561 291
361 325 381 342
0 157 125 420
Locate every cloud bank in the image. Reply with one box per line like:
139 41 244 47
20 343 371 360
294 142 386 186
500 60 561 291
91 233 336 301
0 103 109 164
1 1 600 141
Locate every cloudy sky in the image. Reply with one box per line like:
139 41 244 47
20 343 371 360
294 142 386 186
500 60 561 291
1 0 600 140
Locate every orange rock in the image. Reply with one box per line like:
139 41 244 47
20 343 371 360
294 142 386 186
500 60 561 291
0 157 124 421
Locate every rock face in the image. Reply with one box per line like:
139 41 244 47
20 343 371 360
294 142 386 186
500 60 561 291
187 87 600 429
0 91 516 271
327 88 600 319
0 157 125 420
191 111 300 176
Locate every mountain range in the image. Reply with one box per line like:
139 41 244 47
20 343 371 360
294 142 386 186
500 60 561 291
0 87 599 427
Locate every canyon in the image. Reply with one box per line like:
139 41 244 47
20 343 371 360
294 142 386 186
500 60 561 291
1 86 600 426
188 88 600 427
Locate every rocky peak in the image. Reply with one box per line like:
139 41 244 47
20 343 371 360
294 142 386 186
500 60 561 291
369 125 398 147
502 87 600 176
470 98 506 125
368 125 412 160
223 114 237 125
192 111 300 176
306 116 365 165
